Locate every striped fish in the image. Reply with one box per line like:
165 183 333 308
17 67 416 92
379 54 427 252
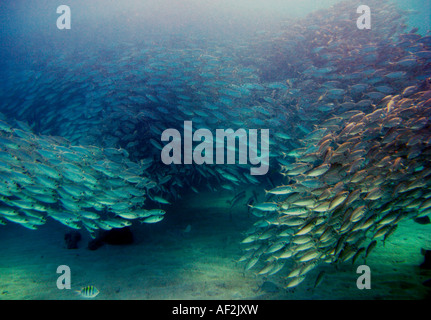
76 286 100 298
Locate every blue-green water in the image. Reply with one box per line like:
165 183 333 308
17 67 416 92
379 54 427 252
0 0 430 300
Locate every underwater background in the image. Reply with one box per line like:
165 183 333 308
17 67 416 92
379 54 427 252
0 0 431 300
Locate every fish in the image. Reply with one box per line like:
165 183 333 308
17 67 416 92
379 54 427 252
0 118 165 232
242 74 431 286
152 195 171 205
1 0 430 291
314 271 325 288
248 202 279 212
142 215 165 224
75 286 100 298
265 185 295 195
285 276 306 288
365 241 378 260
229 190 246 208
306 164 331 177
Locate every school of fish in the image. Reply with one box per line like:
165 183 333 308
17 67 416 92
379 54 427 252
0 117 166 236
0 0 431 287
240 1 431 288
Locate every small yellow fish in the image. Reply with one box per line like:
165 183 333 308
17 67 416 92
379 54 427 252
76 286 100 298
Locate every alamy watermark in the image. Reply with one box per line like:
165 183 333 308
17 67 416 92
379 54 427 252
356 265 371 289
57 5 370 31
56 265 71 289
357 5 371 30
160 121 270 176
56 5 71 30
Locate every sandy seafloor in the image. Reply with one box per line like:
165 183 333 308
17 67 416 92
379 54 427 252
0 188 430 300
